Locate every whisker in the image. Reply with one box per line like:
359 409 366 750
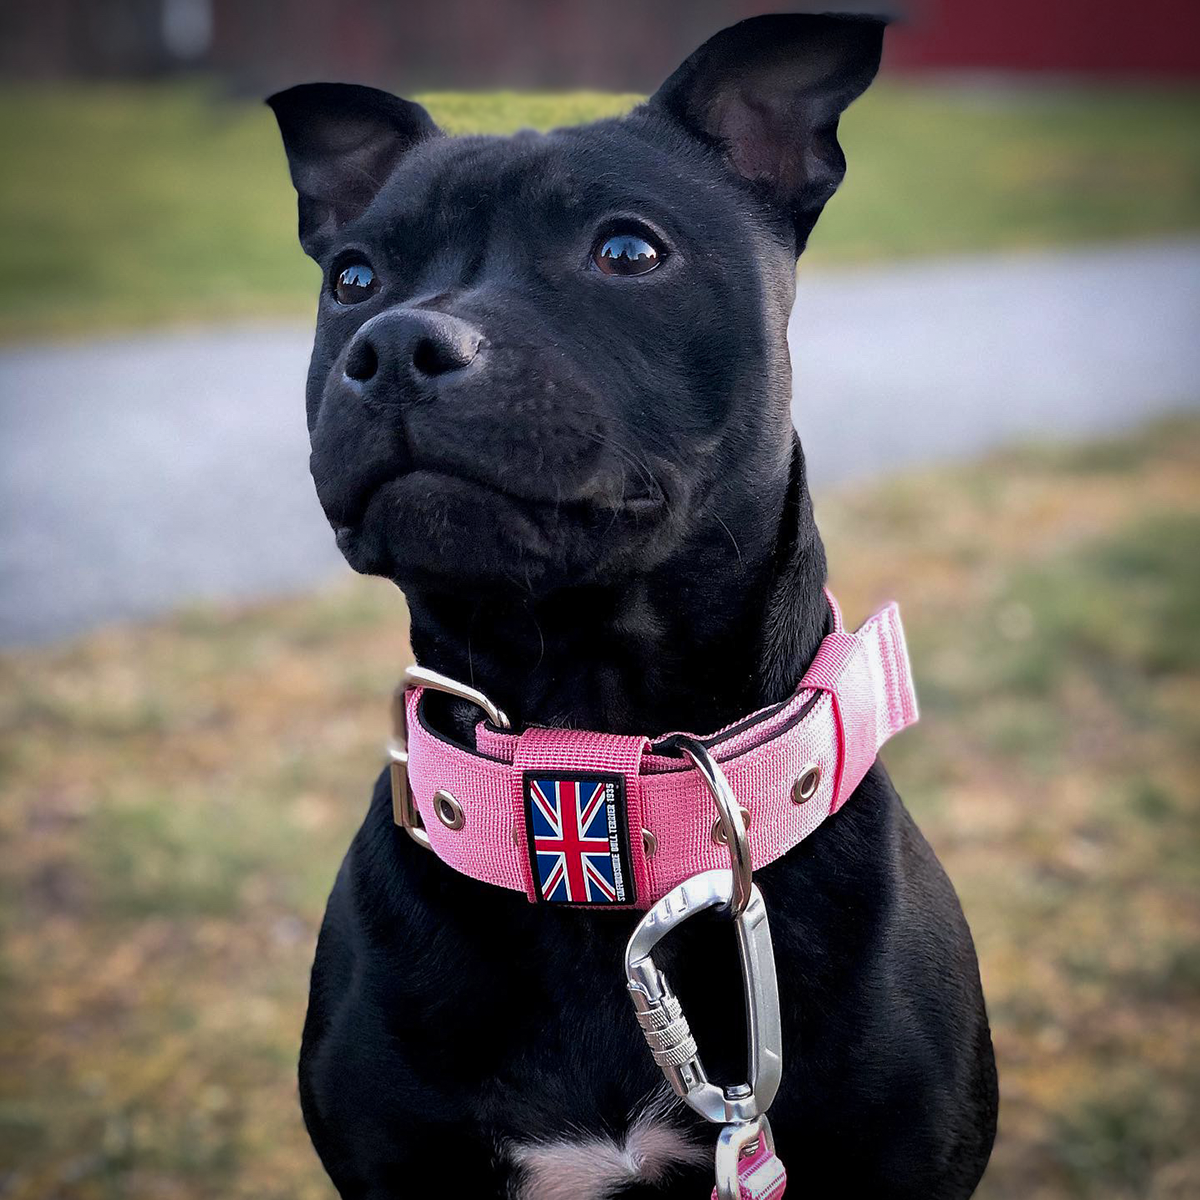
713 512 743 566
574 427 671 517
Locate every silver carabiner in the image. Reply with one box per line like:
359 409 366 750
388 665 511 849
624 869 782 1126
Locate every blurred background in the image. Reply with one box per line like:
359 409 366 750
1 1 1198 1198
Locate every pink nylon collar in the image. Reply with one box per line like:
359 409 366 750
403 594 917 908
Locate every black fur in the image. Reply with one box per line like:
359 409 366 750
268 14 997 1197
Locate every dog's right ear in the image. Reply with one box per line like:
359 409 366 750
267 83 440 258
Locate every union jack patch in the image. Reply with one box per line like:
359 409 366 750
522 771 634 905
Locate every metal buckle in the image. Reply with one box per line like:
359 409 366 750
624 869 782 1125
403 665 512 731
387 682 427 849
388 665 511 849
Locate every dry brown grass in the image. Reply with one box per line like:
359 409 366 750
2 416 1198 1198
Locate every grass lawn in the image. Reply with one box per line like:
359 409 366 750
1 415 1198 1198
1 82 1199 339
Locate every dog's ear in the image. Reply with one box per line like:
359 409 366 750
267 83 440 258
649 13 886 252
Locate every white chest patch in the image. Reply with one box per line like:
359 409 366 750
507 1095 707 1200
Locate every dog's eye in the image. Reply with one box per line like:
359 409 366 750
593 232 662 277
333 261 379 305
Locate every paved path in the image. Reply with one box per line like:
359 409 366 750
2 239 1198 645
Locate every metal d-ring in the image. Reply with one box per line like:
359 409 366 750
673 735 753 917
389 665 511 849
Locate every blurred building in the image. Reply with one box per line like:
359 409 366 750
2 0 1198 88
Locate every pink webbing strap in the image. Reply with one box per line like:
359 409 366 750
402 598 917 908
800 601 918 811
711 1133 787 1200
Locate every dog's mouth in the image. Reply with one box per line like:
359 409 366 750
330 464 666 557
340 450 663 518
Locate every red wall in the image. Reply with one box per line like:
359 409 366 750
4 0 1199 84
883 0 1200 78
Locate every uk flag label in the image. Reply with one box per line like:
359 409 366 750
522 771 634 905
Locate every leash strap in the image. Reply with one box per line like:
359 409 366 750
712 1133 787 1200
401 596 917 908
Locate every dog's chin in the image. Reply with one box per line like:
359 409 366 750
332 469 671 592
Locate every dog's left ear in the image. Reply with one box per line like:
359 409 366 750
650 13 886 252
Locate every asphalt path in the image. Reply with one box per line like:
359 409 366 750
2 239 1197 645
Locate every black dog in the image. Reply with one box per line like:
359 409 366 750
269 13 997 1198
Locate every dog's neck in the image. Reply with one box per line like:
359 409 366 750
404 435 828 739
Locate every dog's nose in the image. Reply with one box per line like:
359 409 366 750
344 309 482 386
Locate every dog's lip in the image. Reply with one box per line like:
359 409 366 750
333 464 663 536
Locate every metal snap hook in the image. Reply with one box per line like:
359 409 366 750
673 735 753 917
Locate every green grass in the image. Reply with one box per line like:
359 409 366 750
1 82 1198 339
2 416 1199 1198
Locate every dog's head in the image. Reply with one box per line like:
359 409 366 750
270 14 883 596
